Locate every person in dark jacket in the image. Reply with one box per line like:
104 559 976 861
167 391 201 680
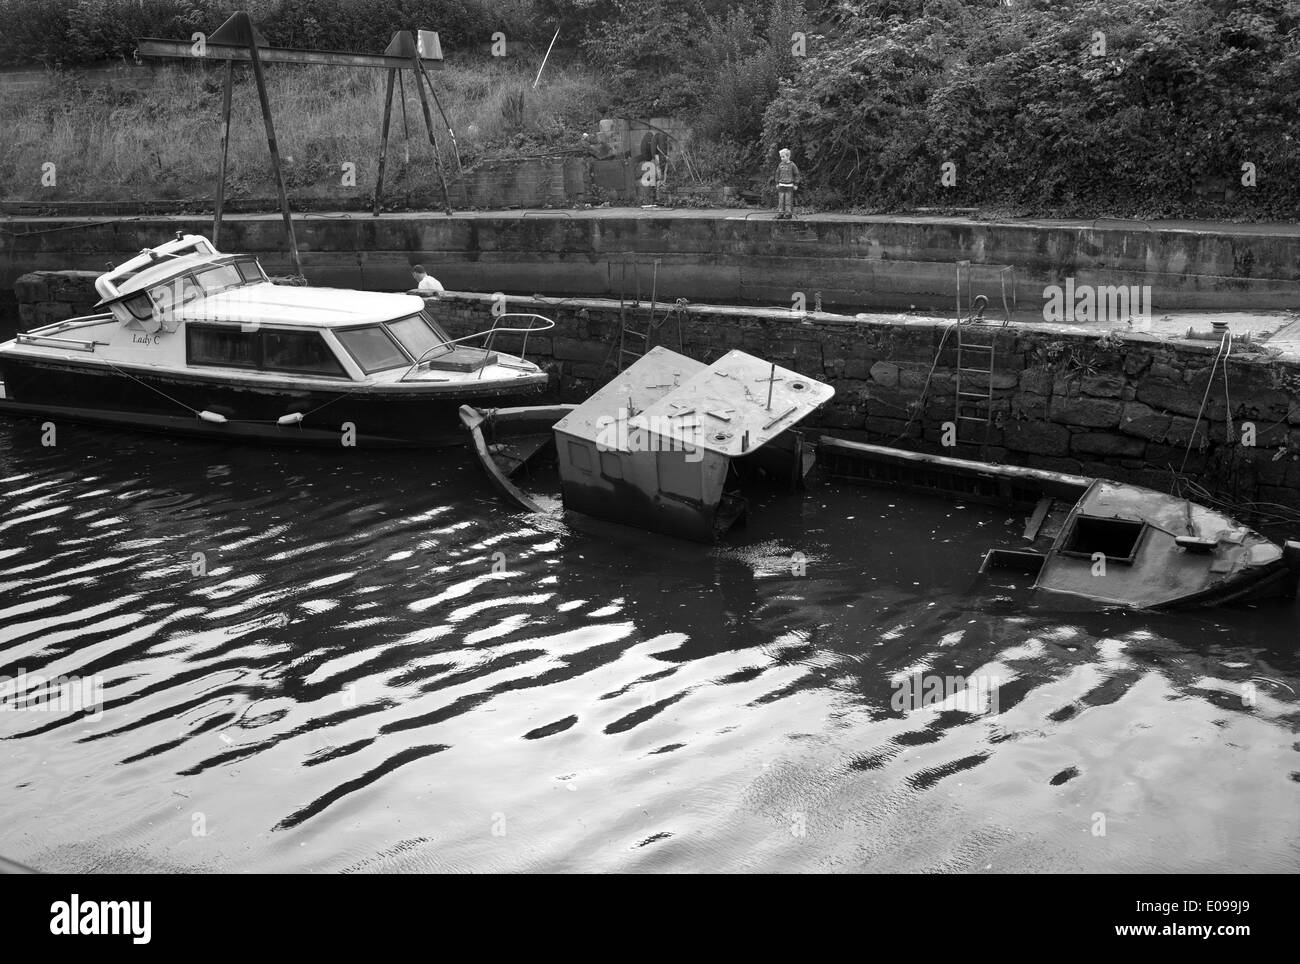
775 148 800 219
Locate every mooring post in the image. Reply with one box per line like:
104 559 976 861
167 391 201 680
409 42 453 215
373 67 397 216
241 13 303 277
213 60 234 247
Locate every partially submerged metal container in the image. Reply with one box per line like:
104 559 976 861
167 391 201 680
461 346 834 541
552 347 834 540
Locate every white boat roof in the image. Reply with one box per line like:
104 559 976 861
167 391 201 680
113 252 236 296
173 285 426 327
556 346 835 456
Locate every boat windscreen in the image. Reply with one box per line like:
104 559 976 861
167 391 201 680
193 263 246 297
387 313 449 362
336 325 410 374
121 292 155 321
235 259 267 283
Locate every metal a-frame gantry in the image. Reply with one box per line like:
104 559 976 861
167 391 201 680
137 11 460 277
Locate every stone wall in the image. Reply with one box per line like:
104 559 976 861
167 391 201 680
428 292 1300 511
445 156 590 209
11 271 1300 510
12 270 102 332
7 212 1300 332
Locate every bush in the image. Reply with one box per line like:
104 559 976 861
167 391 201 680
581 0 709 115
763 0 1300 217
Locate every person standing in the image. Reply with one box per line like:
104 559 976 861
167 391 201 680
775 148 800 220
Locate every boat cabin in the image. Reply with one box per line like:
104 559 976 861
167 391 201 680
552 347 834 541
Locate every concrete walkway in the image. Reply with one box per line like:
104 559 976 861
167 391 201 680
6 205 1300 237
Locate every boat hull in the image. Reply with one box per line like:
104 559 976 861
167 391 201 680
460 404 575 510
0 355 547 448
818 434 1300 611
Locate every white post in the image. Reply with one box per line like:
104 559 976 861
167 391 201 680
534 27 560 89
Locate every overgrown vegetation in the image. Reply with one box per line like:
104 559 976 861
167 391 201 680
4 0 1300 217
0 58 601 206
0 0 557 66
763 0 1300 217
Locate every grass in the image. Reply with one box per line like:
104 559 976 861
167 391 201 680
0 53 607 207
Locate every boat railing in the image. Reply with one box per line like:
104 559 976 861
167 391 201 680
14 314 117 353
15 333 97 353
400 313 556 381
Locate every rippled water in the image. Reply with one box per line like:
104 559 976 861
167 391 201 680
1 417 1298 873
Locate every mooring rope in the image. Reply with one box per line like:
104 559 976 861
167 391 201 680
1179 330 1232 474
97 356 201 416
892 321 958 444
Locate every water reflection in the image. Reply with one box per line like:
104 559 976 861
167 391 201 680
0 420 1297 872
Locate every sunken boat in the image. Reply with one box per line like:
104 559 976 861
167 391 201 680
0 234 550 447
818 436 1300 609
461 346 834 541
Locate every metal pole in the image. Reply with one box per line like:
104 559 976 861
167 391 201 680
533 27 560 89
410 42 454 215
243 14 303 277
373 67 396 216
213 60 234 247
415 58 462 176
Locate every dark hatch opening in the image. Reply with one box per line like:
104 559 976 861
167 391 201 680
1061 516 1144 562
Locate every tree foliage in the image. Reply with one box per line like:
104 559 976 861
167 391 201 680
763 0 1300 215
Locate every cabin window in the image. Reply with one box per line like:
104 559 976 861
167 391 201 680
568 441 592 473
235 259 267 284
187 325 258 369
599 451 623 480
180 275 205 304
261 330 347 377
1061 516 1144 563
193 264 246 297
121 292 155 322
336 326 410 374
387 313 448 362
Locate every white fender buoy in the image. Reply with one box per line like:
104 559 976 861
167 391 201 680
198 410 228 424
277 413 305 426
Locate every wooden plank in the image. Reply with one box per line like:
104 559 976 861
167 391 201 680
409 48 453 215
373 68 397 216
213 60 234 248
242 16 303 277
136 39 444 70
1023 496 1053 541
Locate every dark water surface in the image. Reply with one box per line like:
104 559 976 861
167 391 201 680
1 418 1298 873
